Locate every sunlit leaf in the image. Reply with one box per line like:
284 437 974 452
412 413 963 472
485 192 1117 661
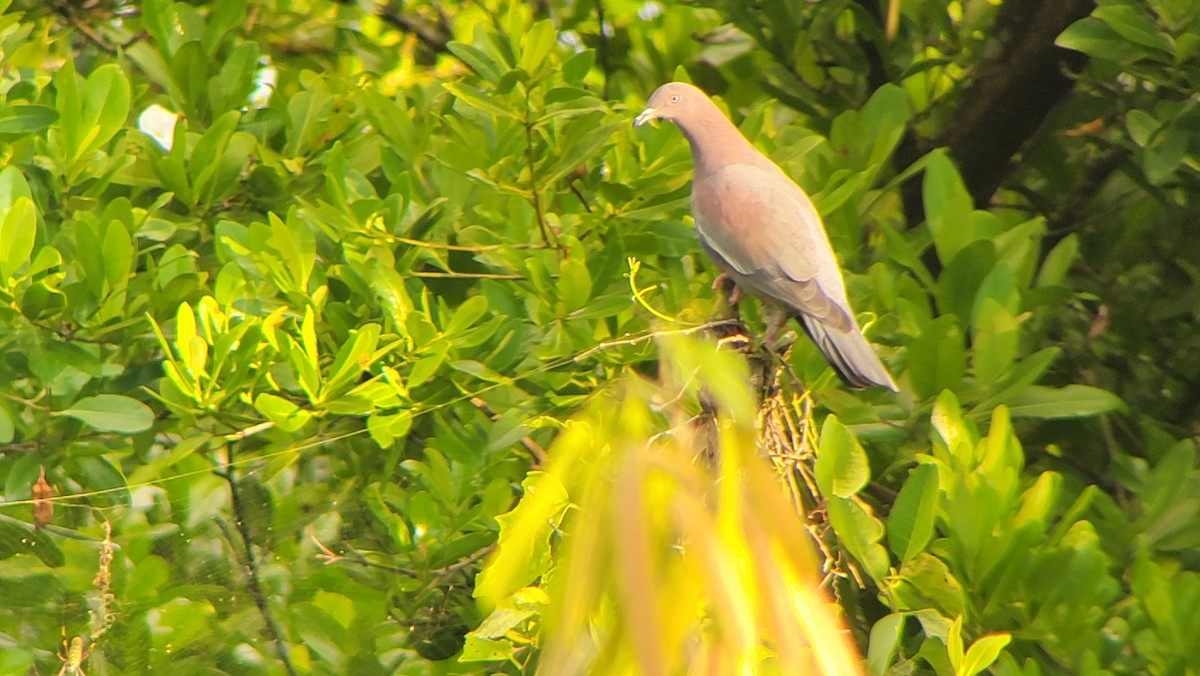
888 463 939 563
61 394 155 433
1006 385 1125 419
816 415 870 498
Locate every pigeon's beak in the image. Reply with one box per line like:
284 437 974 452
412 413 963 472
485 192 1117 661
633 107 658 128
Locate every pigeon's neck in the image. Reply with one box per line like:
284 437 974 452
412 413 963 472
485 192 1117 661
675 105 762 178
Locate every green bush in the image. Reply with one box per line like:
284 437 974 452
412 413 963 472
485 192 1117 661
1 0 1198 673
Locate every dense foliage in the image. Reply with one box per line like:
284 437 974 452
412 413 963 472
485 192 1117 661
1 0 1198 673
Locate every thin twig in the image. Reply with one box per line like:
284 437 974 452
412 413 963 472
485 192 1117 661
310 533 419 576
570 319 745 364
523 99 556 247
310 531 496 583
411 271 525 280
54 3 118 55
219 443 297 676
386 236 550 252
567 179 593 213
595 0 611 100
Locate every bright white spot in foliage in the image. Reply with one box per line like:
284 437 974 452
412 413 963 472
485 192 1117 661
414 524 427 539
639 1 664 20
138 104 177 151
558 30 582 52
251 62 277 109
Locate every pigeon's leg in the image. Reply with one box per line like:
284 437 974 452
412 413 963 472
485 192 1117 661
760 308 807 392
711 273 742 305
764 308 792 348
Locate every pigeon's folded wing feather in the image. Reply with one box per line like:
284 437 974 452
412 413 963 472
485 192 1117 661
693 163 854 333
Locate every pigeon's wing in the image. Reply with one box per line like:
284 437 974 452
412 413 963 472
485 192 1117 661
692 161 897 390
692 162 855 333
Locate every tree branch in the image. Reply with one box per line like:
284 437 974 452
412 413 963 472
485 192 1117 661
377 2 452 54
939 0 1095 206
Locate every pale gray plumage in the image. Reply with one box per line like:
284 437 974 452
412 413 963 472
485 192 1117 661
635 82 897 390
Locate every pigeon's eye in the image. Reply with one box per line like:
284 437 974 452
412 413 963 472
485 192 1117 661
670 94 680 103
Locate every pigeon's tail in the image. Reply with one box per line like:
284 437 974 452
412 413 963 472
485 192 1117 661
796 314 897 391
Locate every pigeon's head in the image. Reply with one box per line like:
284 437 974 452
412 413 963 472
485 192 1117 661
634 82 707 128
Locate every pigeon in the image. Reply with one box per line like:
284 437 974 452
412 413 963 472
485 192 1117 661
635 82 897 390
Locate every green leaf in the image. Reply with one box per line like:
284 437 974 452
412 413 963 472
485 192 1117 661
519 20 557 77
0 407 13 443
979 406 1022 497
366 409 412 448
888 463 939 564
959 633 1012 675
475 472 570 605
0 196 36 281
867 613 906 676
936 240 997 324
0 104 58 134
255 393 312 432
447 42 505 82
556 259 592 313
366 257 414 335
1092 4 1173 54
970 263 1019 324
205 0 249 56
1126 109 1160 147
326 324 380 398
445 296 490 336
1141 441 1196 524
60 394 155 433
931 389 974 466
562 49 595 84
859 83 910 170
408 343 449 389
1006 385 1125 419
54 60 82 161
73 456 130 506
891 555 967 618
923 150 974 263
1144 126 1187 184
0 521 65 567
79 63 131 160
972 346 1061 414
102 220 133 289
542 117 619 185
0 575 65 606
1014 471 1062 530
973 299 1018 388
27 526 65 567
0 166 32 213
444 82 517 119
189 110 241 207
947 615 965 672
907 316 966 400
815 415 870 498
174 301 205 382
140 0 176 53
173 38 214 118
210 42 260 113
1036 234 1078 287
459 635 515 663
1056 17 1127 57
826 496 889 582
